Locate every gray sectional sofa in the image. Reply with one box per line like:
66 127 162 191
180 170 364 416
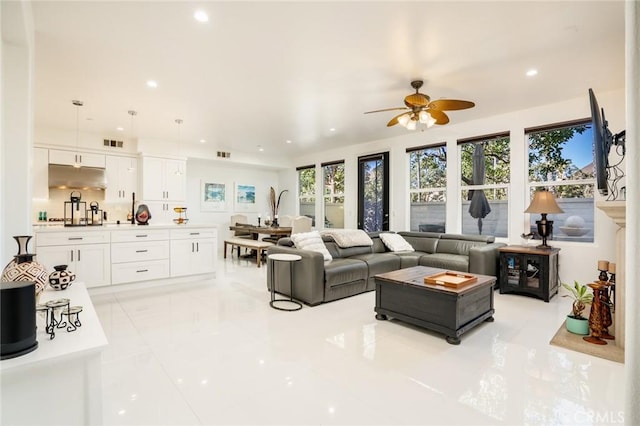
266 231 506 306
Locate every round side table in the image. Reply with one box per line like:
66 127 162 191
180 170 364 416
268 253 302 311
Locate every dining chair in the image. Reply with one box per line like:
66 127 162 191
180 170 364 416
291 215 312 235
230 214 253 256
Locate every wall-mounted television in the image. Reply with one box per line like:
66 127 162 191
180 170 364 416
588 88 625 197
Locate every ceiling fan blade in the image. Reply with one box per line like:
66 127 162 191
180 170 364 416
429 109 450 125
386 112 408 127
364 107 408 114
428 99 475 111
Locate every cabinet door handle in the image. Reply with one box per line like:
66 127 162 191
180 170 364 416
136 234 148 238
68 237 83 241
70 249 74 262
196 242 199 252
135 249 148 253
79 154 82 163
136 269 148 273
77 250 81 262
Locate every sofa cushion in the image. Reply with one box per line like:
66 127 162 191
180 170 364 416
350 253 401 276
324 259 368 288
436 238 487 256
398 232 440 254
393 251 429 268
290 231 332 261
419 253 469 272
379 233 414 252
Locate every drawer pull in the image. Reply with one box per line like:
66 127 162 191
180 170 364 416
135 249 148 253
68 237 83 240
136 269 148 273
135 235 148 238
190 232 200 236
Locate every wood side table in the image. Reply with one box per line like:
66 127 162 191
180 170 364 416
498 245 560 302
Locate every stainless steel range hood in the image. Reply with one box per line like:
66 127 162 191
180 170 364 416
48 164 107 190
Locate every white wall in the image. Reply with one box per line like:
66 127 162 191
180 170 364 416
284 88 625 288
1 1 34 261
186 158 292 250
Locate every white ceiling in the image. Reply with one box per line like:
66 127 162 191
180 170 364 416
32 1 625 159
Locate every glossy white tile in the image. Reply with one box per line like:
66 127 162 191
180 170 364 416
92 256 625 425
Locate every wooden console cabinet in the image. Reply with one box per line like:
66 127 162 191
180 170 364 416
499 245 559 302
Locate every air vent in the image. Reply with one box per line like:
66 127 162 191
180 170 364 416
103 139 124 148
217 151 231 158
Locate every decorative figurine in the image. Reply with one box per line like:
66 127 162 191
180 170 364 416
135 204 151 225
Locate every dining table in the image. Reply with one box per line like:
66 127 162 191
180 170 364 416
229 225 292 240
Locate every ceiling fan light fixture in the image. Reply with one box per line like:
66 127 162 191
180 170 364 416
398 113 411 127
406 119 417 131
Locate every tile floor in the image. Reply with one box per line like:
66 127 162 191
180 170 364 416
91 255 625 425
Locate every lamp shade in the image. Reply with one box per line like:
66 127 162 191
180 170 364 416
524 190 564 214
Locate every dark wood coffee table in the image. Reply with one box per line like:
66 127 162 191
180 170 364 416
374 266 496 345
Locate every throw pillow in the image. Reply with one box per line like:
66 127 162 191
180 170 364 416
290 231 333 261
379 233 414 252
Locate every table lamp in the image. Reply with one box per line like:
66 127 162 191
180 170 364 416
524 189 564 249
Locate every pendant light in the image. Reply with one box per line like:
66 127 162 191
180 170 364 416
127 110 137 171
72 100 83 168
175 118 183 175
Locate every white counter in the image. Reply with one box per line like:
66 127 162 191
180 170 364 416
32 222 218 232
0 283 107 425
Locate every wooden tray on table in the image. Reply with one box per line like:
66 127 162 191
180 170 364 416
424 271 478 288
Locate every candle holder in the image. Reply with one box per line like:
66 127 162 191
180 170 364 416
583 282 608 345
258 217 261 227
608 272 616 312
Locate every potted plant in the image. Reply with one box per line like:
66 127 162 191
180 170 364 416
269 187 287 227
562 280 593 335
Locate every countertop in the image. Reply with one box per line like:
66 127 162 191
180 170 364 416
0 282 107 372
32 223 219 232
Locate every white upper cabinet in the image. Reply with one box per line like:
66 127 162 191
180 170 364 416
49 149 106 168
140 156 186 202
105 155 138 201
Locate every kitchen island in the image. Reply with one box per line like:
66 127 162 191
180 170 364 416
32 223 218 288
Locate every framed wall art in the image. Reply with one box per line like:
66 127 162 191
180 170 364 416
201 181 227 212
235 183 257 212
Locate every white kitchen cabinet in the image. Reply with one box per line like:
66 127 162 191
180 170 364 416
170 228 217 277
110 229 170 284
105 155 137 201
36 230 110 288
140 156 186 201
143 201 184 224
33 147 49 200
49 149 106 168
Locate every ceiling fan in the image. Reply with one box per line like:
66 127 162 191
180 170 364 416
364 80 475 129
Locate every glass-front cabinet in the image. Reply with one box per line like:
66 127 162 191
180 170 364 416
499 246 560 302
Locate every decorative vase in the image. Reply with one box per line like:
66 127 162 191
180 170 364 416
135 204 151 225
565 315 589 335
48 265 76 291
1 236 49 303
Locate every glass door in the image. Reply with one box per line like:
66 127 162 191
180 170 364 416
357 152 389 231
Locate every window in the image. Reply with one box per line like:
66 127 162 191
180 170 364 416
322 161 344 228
526 120 594 243
459 133 510 237
297 165 316 223
408 144 446 232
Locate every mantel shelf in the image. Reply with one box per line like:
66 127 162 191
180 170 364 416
596 200 626 227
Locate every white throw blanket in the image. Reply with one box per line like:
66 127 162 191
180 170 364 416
320 229 373 248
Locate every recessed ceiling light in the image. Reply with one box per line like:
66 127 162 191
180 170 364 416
199 139 206 143
116 126 124 131
146 80 158 88
258 145 264 152
329 128 336 132
194 10 209 22
286 140 292 144
526 69 538 77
